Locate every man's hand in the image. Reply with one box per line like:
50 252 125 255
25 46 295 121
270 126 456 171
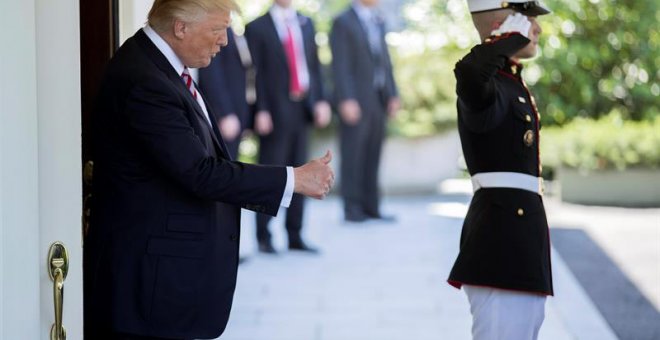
313 101 332 128
255 110 273 136
387 97 401 119
339 99 361 125
293 150 334 199
491 13 531 38
219 114 241 141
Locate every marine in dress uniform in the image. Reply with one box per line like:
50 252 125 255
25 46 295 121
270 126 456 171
447 1 553 339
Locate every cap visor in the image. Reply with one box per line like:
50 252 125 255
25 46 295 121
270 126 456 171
521 5 551 16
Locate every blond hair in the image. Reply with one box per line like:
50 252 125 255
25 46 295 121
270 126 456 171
471 9 514 41
148 0 240 32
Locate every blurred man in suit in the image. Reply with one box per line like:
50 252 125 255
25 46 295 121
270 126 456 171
245 0 331 254
330 0 400 223
85 0 334 338
199 26 255 159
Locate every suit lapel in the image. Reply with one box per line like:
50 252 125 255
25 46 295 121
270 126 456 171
347 8 371 55
264 13 288 67
198 89 232 160
134 30 230 159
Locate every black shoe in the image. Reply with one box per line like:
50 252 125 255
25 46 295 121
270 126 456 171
288 240 320 254
367 213 397 223
344 211 370 223
258 241 277 254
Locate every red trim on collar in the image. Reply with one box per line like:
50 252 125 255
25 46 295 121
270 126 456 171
484 31 525 44
497 70 520 82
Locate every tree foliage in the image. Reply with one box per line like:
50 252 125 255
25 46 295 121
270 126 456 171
531 0 659 125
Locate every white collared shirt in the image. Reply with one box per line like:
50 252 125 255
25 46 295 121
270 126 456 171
269 5 310 91
142 25 294 208
352 1 377 24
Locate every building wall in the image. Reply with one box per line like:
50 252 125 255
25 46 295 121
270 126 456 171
1 0 82 338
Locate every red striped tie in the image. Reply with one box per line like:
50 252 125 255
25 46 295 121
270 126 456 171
181 67 197 99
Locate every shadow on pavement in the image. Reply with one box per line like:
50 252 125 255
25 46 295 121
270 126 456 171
551 228 660 340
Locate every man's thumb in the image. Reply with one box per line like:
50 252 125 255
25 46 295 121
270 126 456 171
320 150 332 164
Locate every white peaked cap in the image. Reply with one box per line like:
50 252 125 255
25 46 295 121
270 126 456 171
467 0 551 15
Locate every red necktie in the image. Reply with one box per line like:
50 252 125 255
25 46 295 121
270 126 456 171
283 22 303 98
181 67 197 99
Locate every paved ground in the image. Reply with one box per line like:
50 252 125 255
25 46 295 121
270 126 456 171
211 182 659 340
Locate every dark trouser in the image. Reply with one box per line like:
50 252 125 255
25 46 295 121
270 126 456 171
340 98 386 217
256 104 308 244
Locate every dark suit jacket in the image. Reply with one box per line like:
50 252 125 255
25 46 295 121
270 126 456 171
245 11 325 130
198 28 254 130
85 29 287 339
330 7 398 112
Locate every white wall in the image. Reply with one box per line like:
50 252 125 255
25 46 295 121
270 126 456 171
1 0 82 338
118 0 154 45
0 0 42 338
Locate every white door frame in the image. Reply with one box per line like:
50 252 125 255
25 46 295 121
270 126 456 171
1 0 83 339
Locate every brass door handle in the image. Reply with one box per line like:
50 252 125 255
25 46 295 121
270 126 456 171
48 242 68 340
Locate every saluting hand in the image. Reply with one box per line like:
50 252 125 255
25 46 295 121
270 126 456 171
491 13 531 39
293 150 335 199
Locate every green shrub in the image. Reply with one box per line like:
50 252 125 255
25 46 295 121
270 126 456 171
541 113 660 173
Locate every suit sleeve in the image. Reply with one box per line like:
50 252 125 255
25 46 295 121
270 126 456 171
198 52 235 119
306 20 326 105
330 17 357 103
245 22 270 113
455 33 530 132
381 23 399 100
125 77 286 216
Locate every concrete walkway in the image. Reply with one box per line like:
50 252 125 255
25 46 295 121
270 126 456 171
214 188 638 340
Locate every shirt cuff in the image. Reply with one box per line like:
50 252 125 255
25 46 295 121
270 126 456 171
280 166 295 208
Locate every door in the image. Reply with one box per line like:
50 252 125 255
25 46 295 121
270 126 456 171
1 0 83 339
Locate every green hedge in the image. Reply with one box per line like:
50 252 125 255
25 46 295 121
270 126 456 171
541 113 660 173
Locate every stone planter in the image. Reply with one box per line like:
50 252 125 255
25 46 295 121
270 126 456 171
558 167 660 207
311 130 462 195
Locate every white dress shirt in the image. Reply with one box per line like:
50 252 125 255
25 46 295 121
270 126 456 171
269 5 310 91
142 25 294 208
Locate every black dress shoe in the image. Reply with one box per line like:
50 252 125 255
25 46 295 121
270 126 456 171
344 212 370 223
258 241 277 254
367 213 397 223
288 240 320 254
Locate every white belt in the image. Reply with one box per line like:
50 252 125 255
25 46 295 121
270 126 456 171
471 172 544 195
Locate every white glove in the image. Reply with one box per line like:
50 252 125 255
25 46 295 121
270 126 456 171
490 13 531 39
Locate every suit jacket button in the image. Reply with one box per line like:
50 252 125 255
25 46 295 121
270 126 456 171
517 208 524 216
525 114 532 122
230 234 238 241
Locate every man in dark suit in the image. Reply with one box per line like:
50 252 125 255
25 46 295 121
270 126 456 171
84 1 334 339
330 0 400 223
447 1 553 339
245 0 331 254
198 27 255 159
